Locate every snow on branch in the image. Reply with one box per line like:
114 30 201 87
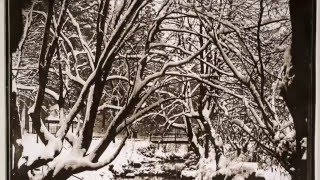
143 41 210 85
17 84 59 101
116 98 176 134
165 72 243 99
85 134 128 170
231 119 252 134
67 10 95 70
98 103 122 111
211 31 249 83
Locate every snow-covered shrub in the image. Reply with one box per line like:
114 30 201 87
136 143 157 157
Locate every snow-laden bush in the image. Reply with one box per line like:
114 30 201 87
137 143 157 158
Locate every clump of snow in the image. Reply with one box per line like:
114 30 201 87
232 174 246 180
196 157 217 179
137 143 157 157
181 169 198 178
19 134 45 168
228 162 258 175
41 138 62 160
259 166 291 180
150 144 189 161
218 155 229 169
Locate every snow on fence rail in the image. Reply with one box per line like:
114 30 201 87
149 132 189 143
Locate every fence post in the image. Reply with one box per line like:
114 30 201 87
175 128 177 142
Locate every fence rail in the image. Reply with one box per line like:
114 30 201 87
149 133 189 143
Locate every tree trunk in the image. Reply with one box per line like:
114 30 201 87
282 0 314 179
9 0 25 179
102 110 106 129
10 91 24 179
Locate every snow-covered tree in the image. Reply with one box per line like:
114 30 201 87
10 0 208 179
9 0 312 179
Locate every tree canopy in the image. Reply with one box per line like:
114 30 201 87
9 0 313 179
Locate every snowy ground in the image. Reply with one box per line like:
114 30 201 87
19 133 291 180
